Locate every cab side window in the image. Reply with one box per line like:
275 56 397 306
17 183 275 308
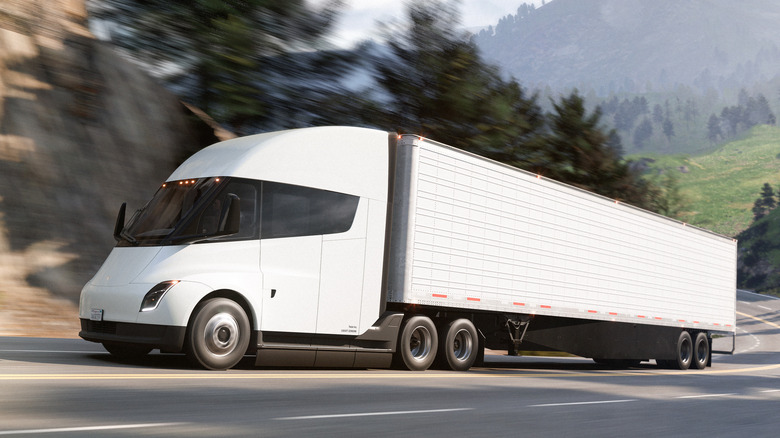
261 182 359 239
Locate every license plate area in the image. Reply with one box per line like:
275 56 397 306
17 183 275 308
90 308 104 321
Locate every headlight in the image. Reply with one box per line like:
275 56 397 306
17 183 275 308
140 280 179 312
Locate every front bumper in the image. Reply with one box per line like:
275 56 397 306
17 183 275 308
79 319 187 352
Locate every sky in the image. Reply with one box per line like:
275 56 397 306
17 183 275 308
316 0 549 48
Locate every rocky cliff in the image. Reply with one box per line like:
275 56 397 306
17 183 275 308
0 0 220 336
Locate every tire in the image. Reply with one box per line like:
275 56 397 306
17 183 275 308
439 319 478 371
692 332 709 370
186 298 250 370
395 316 438 371
675 331 693 370
102 342 152 360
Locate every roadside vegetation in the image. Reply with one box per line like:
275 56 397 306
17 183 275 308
632 125 780 237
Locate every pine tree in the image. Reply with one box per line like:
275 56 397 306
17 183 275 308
760 183 777 210
88 0 345 133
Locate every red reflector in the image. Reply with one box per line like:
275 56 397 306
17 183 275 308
432 294 447 298
540 305 551 309
637 315 646 318
588 310 597 313
609 312 618 315
513 302 525 306
467 297 480 302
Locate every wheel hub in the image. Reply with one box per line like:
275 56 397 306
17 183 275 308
204 312 239 356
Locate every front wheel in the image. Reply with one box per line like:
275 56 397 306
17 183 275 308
439 319 479 371
186 298 250 370
395 316 438 371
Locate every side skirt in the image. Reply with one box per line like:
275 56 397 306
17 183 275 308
254 312 403 368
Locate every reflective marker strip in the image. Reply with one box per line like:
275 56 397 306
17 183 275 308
423 295 730 329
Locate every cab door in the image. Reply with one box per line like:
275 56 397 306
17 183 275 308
259 182 362 334
259 235 321 333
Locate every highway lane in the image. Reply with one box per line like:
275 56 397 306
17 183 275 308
1 290 779 437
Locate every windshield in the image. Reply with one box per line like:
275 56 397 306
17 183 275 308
119 177 258 247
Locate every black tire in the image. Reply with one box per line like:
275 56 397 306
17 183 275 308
439 319 478 371
675 331 693 370
692 332 709 370
395 316 438 371
186 298 250 370
102 342 152 360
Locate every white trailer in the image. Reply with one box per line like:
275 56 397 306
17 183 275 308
79 126 737 371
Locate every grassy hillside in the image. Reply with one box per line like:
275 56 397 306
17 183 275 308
633 125 780 237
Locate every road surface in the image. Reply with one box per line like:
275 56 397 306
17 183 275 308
1 290 778 436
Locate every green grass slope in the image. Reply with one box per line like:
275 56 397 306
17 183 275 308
633 125 780 237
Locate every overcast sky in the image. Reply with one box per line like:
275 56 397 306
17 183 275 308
318 0 548 48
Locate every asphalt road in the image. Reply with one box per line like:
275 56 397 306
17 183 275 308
1 290 779 437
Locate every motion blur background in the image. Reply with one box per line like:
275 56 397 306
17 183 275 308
2 0 779 337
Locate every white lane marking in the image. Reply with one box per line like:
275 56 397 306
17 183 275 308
758 305 772 311
675 393 735 399
528 399 636 408
0 423 184 436
761 389 780 393
734 326 761 354
275 408 473 421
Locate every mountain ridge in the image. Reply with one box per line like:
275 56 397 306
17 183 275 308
474 0 780 95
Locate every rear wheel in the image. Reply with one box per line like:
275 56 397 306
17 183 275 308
186 298 250 370
675 331 693 370
692 332 709 370
439 319 478 371
395 316 438 371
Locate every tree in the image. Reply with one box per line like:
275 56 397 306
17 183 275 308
87 0 345 133
371 1 545 159
706 113 721 143
543 92 663 210
662 118 675 142
760 183 777 210
652 104 664 124
752 183 777 221
633 118 653 149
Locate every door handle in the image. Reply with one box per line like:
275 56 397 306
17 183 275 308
270 288 276 298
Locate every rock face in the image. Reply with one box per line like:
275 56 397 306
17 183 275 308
0 0 218 336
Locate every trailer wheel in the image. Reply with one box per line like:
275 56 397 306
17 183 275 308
692 332 709 370
186 298 250 370
395 316 438 371
102 342 152 360
440 319 478 371
674 331 693 370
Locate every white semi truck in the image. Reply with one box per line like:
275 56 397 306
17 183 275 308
79 126 737 371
